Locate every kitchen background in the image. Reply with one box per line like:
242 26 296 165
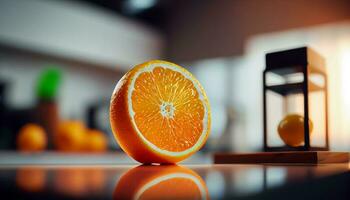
0 0 350 154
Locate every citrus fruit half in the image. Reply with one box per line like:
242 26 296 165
110 60 211 163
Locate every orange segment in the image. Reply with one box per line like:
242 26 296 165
110 60 211 163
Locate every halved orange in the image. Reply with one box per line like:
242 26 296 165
110 60 211 163
113 165 209 200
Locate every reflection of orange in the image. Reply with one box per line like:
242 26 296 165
110 60 211 163
54 121 85 151
113 165 208 200
54 168 87 197
85 169 106 193
84 130 108 152
16 168 46 192
17 124 47 152
278 114 314 147
53 168 106 197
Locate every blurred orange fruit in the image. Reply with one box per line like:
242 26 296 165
16 168 46 192
110 60 211 164
113 165 208 200
278 114 313 147
17 123 47 152
84 129 108 152
54 121 86 152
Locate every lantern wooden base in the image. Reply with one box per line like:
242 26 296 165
214 151 349 164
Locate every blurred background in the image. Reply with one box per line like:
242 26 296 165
0 0 350 158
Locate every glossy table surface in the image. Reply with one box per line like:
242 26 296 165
0 152 349 200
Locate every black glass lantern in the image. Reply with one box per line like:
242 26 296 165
263 47 329 151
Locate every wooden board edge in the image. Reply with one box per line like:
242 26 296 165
214 152 349 164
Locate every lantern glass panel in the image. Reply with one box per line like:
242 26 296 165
308 71 327 147
265 67 305 147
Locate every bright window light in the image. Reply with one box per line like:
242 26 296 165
124 0 157 14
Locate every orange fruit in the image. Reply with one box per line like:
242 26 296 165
278 114 313 147
16 168 46 192
17 124 47 152
54 121 86 152
110 60 211 164
84 129 108 152
113 165 208 200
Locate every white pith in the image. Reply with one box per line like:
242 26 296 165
133 173 207 200
160 101 175 119
127 61 209 157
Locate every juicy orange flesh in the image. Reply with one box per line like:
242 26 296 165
138 177 202 200
132 66 204 152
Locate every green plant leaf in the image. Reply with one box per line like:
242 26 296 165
36 67 62 100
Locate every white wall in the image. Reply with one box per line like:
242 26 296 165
0 51 121 120
0 0 164 70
